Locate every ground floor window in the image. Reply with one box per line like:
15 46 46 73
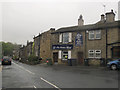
88 50 101 58
88 50 94 58
112 46 120 59
62 51 68 60
95 50 101 58
58 50 71 60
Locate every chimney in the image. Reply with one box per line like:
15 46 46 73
105 9 115 22
78 15 84 26
50 28 55 32
101 14 105 21
27 40 29 45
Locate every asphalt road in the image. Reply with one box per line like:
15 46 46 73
2 60 119 89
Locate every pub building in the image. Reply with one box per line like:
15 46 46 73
51 10 120 66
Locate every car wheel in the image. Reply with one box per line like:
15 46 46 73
111 64 117 70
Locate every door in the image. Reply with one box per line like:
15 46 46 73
77 52 84 65
53 52 58 63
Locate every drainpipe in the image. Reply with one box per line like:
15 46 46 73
85 31 87 59
38 33 40 58
106 28 108 63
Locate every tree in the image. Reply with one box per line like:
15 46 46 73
1 42 21 57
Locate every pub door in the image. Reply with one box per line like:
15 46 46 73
53 52 58 63
77 52 84 65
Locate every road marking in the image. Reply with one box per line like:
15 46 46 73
12 62 35 75
40 77 61 90
33 85 37 88
13 61 61 89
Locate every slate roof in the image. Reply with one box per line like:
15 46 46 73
52 20 120 34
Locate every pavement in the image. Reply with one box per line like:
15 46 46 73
2 60 120 89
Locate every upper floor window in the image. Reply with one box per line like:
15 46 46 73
95 30 101 39
59 33 72 43
89 31 94 40
89 30 101 40
63 33 69 43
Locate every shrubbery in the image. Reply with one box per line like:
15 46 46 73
27 55 40 65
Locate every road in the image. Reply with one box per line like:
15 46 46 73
2 60 119 89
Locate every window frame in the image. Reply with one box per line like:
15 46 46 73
62 51 68 60
95 50 101 58
62 33 69 43
88 50 94 58
89 31 95 40
95 30 101 39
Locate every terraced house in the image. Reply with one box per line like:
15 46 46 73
51 10 120 66
33 28 55 61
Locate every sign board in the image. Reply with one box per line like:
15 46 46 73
52 44 73 50
75 33 83 46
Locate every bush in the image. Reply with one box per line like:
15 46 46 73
28 55 40 65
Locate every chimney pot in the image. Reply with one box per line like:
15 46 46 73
78 14 84 26
101 14 105 21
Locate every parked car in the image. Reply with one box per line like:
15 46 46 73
2 56 12 65
107 59 120 70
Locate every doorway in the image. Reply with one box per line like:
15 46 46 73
77 52 84 65
53 52 58 63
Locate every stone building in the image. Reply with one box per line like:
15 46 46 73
51 10 120 66
33 28 55 61
19 45 27 61
33 34 40 58
26 41 33 57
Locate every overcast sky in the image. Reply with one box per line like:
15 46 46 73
0 0 119 45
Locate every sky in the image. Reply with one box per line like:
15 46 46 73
0 0 119 45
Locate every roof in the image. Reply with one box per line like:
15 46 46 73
52 20 120 34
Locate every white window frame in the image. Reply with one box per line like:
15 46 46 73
69 33 72 42
63 33 69 43
95 30 101 39
88 50 94 58
58 50 62 59
62 51 68 60
89 31 94 40
68 50 71 59
95 50 101 58
59 33 62 43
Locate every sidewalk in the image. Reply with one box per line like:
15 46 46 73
39 63 107 71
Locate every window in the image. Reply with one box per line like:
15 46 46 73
89 31 94 40
62 51 68 60
59 33 72 43
112 47 120 58
89 30 101 40
88 50 101 58
95 50 101 58
95 30 101 39
63 33 69 43
88 50 94 58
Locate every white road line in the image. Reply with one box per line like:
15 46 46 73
12 62 35 75
33 85 37 88
13 61 61 89
40 77 61 90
